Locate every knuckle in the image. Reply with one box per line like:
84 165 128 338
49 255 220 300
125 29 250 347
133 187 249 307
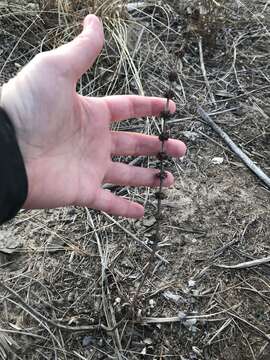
34 51 54 66
33 52 44 63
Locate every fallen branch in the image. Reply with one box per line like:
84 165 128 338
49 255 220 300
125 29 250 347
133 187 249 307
215 256 270 269
197 106 270 189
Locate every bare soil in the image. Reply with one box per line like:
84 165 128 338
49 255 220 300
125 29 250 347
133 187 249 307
0 1 270 359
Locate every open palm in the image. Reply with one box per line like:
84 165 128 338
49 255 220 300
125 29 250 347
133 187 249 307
1 15 186 218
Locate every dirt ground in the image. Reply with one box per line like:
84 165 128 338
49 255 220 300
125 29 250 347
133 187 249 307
0 1 270 359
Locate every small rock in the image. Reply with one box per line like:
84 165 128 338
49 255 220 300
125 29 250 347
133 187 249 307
184 318 197 330
98 339 103 347
82 336 95 347
144 338 153 345
178 311 187 321
143 216 156 227
189 353 198 360
141 347 147 355
54 298 65 306
121 258 133 268
114 297 121 305
182 131 200 141
211 157 224 165
188 280 196 288
163 291 183 304
26 2 39 11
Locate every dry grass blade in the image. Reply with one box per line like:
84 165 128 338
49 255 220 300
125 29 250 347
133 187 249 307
207 318 233 345
198 36 216 105
85 209 123 357
0 331 20 360
0 281 113 332
102 213 168 263
215 256 270 269
141 302 241 324
227 311 270 342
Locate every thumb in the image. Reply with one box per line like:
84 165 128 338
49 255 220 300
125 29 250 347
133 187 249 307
54 14 104 80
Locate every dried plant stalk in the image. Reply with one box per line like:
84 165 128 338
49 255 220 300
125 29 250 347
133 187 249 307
132 71 178 307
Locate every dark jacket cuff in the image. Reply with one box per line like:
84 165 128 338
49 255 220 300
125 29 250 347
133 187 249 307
0 107 28 224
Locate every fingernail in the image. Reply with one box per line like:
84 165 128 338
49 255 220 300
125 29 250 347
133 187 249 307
84 15 94 27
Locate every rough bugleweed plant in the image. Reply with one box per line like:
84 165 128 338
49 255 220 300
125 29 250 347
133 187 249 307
133 71 178 306
154 70 178 236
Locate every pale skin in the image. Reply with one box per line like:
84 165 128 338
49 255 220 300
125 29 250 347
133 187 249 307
1 15 186 218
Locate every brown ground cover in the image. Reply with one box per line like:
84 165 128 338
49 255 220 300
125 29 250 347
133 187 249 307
0 1 270 359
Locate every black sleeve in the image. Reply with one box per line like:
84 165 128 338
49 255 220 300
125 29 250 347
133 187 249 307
0 107 28 225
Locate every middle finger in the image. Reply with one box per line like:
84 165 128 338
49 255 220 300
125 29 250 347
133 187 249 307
111 132 186 157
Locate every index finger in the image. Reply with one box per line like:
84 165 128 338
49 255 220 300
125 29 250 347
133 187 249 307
102 95 176 122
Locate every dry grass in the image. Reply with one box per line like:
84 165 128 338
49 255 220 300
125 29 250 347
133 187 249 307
0 0 270 359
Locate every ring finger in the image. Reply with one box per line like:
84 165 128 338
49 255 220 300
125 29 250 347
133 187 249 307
104 162 174 188
111 132 186 157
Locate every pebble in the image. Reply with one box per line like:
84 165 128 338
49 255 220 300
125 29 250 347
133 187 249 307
211 157 224 165
143 216 156 227
82 336 95 347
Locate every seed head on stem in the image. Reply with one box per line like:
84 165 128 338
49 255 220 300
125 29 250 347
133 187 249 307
131 70 178 309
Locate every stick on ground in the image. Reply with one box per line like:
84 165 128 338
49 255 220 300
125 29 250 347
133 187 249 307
197 106 270 189
214 256 270 269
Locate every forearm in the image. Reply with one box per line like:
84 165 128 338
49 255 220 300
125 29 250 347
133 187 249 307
0 103 28 225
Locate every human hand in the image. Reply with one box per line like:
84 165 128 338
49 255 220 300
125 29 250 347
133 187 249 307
1 15 186 218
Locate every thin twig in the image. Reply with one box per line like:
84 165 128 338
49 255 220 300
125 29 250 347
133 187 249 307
228 311 270 342
198 36 216 106
0 281 117 333
207 319 233 345
215 256 270 269
141 302 241 324
197 106 270 188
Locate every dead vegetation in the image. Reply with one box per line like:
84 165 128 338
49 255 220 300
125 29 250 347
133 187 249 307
0 0 270 359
